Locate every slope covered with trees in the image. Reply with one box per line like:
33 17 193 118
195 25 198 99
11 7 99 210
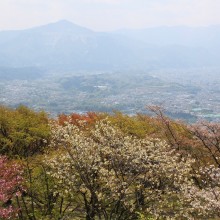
0 105 220 219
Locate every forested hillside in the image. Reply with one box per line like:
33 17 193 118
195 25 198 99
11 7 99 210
0 105 220 219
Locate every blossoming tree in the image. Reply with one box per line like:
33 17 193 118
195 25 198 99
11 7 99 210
45 119 213 219
0 156 23 219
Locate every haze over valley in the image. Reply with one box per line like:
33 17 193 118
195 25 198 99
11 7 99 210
0 20 220 121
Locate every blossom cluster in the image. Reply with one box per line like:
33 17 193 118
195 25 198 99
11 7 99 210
45 119 216 219
0 156 23 219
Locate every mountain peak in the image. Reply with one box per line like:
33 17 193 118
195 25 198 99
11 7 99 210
33 20 93 34
51 20 78 28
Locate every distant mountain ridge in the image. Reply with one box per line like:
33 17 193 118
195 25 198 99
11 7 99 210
30 20 94 34
0 20 220 72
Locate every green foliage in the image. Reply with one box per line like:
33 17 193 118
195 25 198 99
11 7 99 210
107 111 157 138
136 212 155 220
15 156 68 220
0 105 50 157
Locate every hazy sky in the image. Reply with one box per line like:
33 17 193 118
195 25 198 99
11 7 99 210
0 0 220 31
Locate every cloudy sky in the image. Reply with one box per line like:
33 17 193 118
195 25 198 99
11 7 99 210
0 0 220 31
